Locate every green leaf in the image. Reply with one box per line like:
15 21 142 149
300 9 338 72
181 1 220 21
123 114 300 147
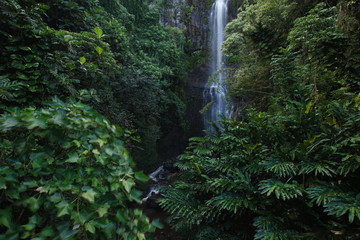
52 113 65 125
94 27 103 38
23 179 37 188
135 171 149 182
65 153 79 163
349 207 355 223
59 228 77 240
110 182 121 191
95 46 103 55
151 219 163 229
79 57 86 65
64 35 72 42
22 223 36 231
56 201 72 217
81 189 97 203
49 193 62 203
0 208 12 228
122 179 135 193
85 220 96 233
11 60 26 70
30 152 46 168
128 189 142 203
92 149 100 155
104 146 114 156
40 227 54 237
305 102 312 114
27 197 41 212
26 116 47 129
1 117 19 130
137 233 145 240
97 204 110 217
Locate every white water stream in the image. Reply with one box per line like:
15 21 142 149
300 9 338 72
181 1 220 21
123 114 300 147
142 166 163 202
203 0 229 131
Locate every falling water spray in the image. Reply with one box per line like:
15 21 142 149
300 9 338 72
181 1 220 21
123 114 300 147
203 0 229 131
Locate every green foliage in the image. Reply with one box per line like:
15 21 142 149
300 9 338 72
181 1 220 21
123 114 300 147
160 0 360 239
223 0 298 110
224 0 360 111
161 94 360 239
0 0 48 106
0 0 190 238
0 0 190 169
286 2 360 100
0 98 158 239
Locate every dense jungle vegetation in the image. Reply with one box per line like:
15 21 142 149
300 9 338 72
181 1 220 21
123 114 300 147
1 0 360 239
160 0 360 239
0 0 188 238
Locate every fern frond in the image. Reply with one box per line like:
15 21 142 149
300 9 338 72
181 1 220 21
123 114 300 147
306 183 342 206
244 161 266 174
205 157 239 174
188 136 207 143
259 179 303 200
337 153 360 176
209 177 238 193
209 170 254 193
325 199 360 223
264 157 297 178
158 187 201 219
193 146 212 155
206 193 253 214
254 216 303 240
298 160 336 177
197 227 242 240
307 184 360 223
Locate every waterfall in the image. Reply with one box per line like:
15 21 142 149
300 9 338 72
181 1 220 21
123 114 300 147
203 0 229 131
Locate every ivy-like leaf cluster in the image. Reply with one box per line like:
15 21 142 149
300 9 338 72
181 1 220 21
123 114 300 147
0 98 158 239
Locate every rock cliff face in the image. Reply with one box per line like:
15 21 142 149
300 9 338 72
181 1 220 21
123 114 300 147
158 0 185 29
185 0 212 51
157 0 212 51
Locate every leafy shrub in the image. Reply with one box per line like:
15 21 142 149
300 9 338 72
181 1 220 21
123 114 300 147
0 98 160 240
160 94 360 239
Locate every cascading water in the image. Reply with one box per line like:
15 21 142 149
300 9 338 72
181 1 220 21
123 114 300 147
203 0 229 131
142 166 163 202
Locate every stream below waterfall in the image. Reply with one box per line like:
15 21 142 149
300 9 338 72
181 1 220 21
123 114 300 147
141 166 163 202
140 158 180 239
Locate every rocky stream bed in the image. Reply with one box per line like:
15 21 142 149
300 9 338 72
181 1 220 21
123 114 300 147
140 157 183 240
